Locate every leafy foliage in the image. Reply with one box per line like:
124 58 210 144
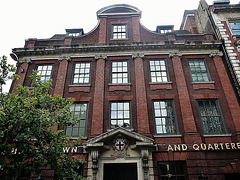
0 55 17 95
0 70 84 179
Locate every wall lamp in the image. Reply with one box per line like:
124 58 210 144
20 66 24 73
198 172 208 180
10 53 24 73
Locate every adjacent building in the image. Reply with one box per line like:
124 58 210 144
10 3 240 180
181 0 240 103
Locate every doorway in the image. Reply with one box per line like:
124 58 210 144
103 163 138 180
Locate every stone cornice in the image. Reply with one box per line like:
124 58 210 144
213 5 240 13
209 51 223 57
12 40 222 61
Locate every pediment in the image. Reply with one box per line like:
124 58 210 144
104 7 136 14
84 127 155 150
97 4 141 18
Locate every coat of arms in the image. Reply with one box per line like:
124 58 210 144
115 138 125 151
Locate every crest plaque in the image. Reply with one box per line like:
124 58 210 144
115 138 125 151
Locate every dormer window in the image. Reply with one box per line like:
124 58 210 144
65 29 84 37
156 25 174 34
160 29 172 34
112 24 127 39
68 32 80 37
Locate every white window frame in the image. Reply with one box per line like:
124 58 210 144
112 24 128 39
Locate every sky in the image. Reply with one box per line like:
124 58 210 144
1 0 239 92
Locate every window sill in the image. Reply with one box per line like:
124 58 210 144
203 133 232 137
110 38 129 41
154 134 182 138
69 84 91 87
108 83 131 91
69 136 88 140
149 82 172 90
68 84 91 92
191 81 215 90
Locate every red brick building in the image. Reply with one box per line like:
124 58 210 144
10 4 240 180
181 0 240 103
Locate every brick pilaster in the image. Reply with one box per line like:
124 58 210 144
91 55 107 135
132 16 141 42
98 18 107 43
170 52 201 143
53 56 70 97
133 53 150 134
211 52 240 141
12 60 31 94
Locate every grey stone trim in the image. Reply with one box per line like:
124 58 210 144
222 34 229 38
230 56 237 60
94 54 107 60
18 57 32 63
226 47 234 50
58 56 71 62
12 40 222 58
229 53 237 57
132 52 144 59
219 29 227 32
230 60 240 63
209 51 223 57
169 51 182 58
216 23 224 27
91 151 99 180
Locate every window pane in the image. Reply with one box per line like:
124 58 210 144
112 24 127 39
72 128 79 137
124 111 129 118
110 102 130 129
158 162 187 180
154 101 177 134
233 30 240 34
111 111 117 118
124 103 129 110
149 60 169 83
156 118 161 125
73 62 91 84
37 66 42 70
118 111 123 118
65 103 88 137
198 100 226 134
188 59 210 82
36 64 53 83
111 61 129 83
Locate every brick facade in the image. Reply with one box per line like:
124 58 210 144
10 3 240 180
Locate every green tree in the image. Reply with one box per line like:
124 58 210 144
0 55 16 98
0 64 84 179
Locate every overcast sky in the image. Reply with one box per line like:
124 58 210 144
1 0 239 92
